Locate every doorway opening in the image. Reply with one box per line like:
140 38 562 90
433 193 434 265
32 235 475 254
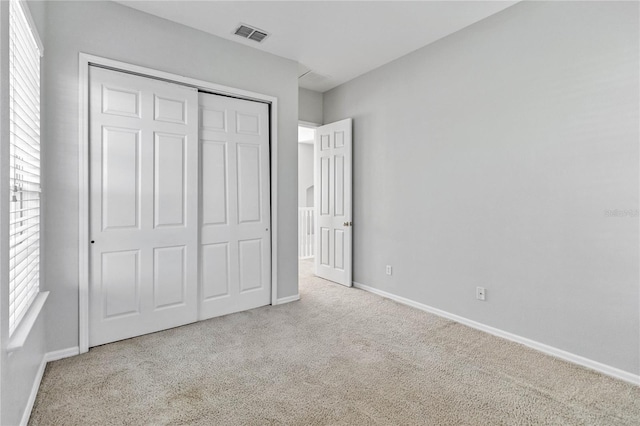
298 124 316 266
297 119 353 287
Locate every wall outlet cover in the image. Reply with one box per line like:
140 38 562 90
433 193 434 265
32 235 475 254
476 287 486 301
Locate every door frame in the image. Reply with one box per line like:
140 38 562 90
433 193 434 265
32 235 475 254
77 53 279 353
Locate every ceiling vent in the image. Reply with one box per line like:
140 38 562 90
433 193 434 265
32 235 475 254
233 23 270 43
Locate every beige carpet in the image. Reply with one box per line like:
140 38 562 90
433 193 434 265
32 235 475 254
30 260 639 425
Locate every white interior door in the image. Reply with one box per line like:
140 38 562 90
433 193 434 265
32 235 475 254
315 118 352 286
89 67 199 346
199 93 271 320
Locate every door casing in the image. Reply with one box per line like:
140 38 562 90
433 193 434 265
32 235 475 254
78 53 280 354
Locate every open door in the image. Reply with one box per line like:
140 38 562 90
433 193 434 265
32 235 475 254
314 118 352 286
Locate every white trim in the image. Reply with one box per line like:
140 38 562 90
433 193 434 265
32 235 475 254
19 346 80 426
270 103 279 312
78 56 89 354
299 120 320 128
7 292 49 352
19 355 45 426
274 294 300 305
78 53 279 353
44 346 80 362
353 281 640 386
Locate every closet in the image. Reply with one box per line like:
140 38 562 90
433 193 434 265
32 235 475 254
88 67 271 346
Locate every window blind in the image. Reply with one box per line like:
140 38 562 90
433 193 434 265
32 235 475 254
9 0 42 335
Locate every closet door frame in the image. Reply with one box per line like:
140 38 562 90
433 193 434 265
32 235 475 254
78 53 279 354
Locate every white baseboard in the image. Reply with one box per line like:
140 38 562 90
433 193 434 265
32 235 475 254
20 347 81 426
353 281 640 386
19 357 46 426
45 346 80 362
274 294 301 305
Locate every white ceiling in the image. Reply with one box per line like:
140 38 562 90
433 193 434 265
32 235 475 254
115 1 518 93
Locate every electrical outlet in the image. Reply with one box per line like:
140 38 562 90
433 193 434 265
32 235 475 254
476 287 486 301
386 265 392 276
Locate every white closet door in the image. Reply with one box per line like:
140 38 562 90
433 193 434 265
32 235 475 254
89 67 199 346
315 119 353 286
199 93 271 320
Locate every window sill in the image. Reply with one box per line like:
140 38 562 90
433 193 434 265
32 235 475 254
7 291 49 353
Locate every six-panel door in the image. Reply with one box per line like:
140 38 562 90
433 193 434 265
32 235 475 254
315 119 353 287
199 94 271 320
89 67 199 346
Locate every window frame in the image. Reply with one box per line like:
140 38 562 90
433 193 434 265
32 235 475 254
6 0 46 348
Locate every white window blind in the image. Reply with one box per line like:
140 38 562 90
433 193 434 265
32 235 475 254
9 0 42 336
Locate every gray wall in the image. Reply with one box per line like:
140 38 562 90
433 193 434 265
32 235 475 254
298 143 314 208
324 1 639 374
31 0 299 353
299 88 323 125
0 2 48 424
1 317 46 426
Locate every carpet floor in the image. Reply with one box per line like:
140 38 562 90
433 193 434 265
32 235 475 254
30 260 639 425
